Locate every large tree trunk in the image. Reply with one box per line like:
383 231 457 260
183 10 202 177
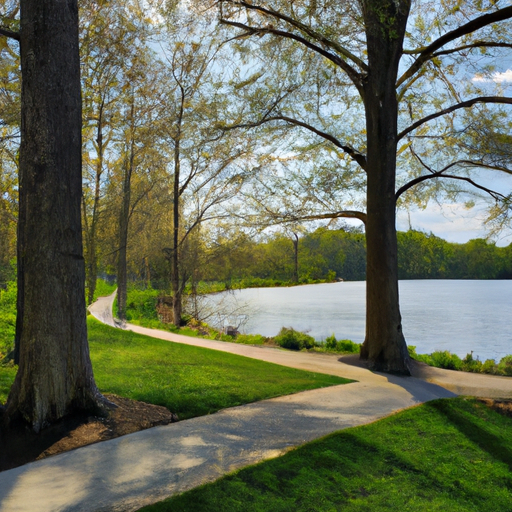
7 0 106 432
359 0 411 374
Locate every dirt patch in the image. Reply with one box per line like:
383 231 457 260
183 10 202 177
477 398 512 418
0 394 177 472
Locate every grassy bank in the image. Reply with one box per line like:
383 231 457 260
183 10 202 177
0 318 351 418
139 397 512 512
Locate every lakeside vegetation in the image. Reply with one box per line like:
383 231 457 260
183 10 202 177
2 278 512 378
139 397 512 512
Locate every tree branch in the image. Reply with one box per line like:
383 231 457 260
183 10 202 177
397 6 512 87
220 0 368 72
398 96 512 141
218 1 365 95
396 152 508 202
0 26 19 41
220 18 364 94
289 210 367 225
220 114 367 170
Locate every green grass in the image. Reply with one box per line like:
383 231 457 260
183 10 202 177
92 279 117 302
139 397 512 512
0 318 351 418
0 365 16 403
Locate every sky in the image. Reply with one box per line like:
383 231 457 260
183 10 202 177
396 203 512 246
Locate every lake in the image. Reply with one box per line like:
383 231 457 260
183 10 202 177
203 280 512 362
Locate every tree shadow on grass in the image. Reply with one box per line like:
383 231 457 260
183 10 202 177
428 399 512 472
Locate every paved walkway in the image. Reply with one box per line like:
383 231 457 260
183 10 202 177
1 293 512 512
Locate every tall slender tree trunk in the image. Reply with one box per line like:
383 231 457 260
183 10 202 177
85 102 105 305
171 131 182 326
7 0 106 431
359 0 411 374
170 96 184 326
292 232 299 284
116 100 135 322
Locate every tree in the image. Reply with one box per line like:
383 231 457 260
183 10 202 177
215 0 512 374
80 0 141 305
113 61 168 322
158 17 254 325
2 0 107 431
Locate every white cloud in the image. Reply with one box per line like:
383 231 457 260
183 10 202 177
396 203 512 246
472 69 512 84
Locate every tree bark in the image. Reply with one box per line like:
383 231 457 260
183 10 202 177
359 0 411 374
7 0 107 431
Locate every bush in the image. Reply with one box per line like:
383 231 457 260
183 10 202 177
409 348 463 371
274 328 316 351
461 352 482 373
497 355 512 376
481 359 497 374
429 351 463 371
236 334 267 345
324 335 360 353
125 287 159 321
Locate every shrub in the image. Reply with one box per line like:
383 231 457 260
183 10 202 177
462 352 483 373
236 334 267 345
324 335 360 353
481 359 497 374
336 339 360 353
429 351 462 371
497 355 512 376
407 345 418 358
125 287 159 321
325 335 337 350
274 328 316 351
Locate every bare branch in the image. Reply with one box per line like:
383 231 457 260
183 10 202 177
288 210 367 225
0 26 19 41
398 6 512 87
396 150 508 202
398 96 512 141
220 114 367 170
430 41 512 58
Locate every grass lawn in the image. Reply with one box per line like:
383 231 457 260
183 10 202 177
0 318 351 418
139 397 512 512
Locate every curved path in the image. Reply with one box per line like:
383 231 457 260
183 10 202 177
1 292 511 512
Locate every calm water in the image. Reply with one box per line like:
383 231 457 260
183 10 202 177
206 280 512 362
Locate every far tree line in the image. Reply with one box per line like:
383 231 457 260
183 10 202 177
82 226 510 292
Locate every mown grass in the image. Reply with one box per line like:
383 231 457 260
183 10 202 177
0 318 351 418
139 397 512 512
